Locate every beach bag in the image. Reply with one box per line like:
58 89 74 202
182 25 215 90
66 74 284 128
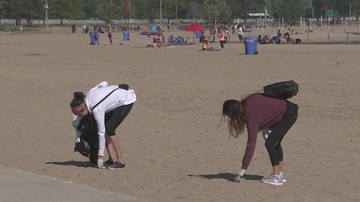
263 80 299 99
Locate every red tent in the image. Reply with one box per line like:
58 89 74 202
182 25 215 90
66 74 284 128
184 24 206 32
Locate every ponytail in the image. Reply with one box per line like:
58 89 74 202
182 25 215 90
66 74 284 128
70 92 85 108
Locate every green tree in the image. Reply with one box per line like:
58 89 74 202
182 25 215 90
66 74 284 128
0 0 8 21
202 4 220 22
188 1 202 21
274 0 305 24
218 3 232 21
83 0 101 19
7 0 43 25
131 0 147 19
50 0 84 25
1 0 359 25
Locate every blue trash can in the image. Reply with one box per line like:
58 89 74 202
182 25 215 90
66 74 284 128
123 31 130 41
195 31 202 38
89 31 99 45
244 37 258 55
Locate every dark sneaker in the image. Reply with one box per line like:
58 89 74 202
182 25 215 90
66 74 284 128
106 161 125 170
103 159 114 167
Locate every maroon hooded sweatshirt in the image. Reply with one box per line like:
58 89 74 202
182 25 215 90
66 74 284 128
241 94 286 170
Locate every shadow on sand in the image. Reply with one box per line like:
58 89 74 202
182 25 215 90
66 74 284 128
189 172 263 182
46 160 94 168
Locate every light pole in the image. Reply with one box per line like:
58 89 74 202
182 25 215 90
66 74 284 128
176 0 177 21
110 0 112 22
44 0 49 32
309 0 314 18
264 0 267 28
269 0 271 17
160 0 162 25
349 3 352 22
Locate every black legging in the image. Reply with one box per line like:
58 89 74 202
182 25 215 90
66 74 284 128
105 103 133 136
265 101 298 166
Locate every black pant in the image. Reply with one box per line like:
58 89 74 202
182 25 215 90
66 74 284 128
220 41 225 49
265 101 298 166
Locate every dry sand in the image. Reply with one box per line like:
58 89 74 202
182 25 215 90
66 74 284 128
0 25 360 202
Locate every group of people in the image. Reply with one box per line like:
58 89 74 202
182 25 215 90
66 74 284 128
10 24 23 34
258 29 301 45
203 23 253 51
88 25 114 45
147 27 194 48
200 25 231 51
70 81 298 186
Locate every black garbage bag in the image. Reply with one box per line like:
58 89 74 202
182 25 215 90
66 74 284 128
74 114 98 165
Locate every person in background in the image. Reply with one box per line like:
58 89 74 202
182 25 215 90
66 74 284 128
237 24 244 42
71 24 77 33
202 39 209 51
107 26 113 45
83 25 88 34
156 27 165 46
11 24 17 34
70 81 136 169
276 29 283 44
222 93 298 185
218 28 226 51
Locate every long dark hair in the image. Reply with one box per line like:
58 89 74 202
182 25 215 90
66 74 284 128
222 98 247 138
70 92 85 108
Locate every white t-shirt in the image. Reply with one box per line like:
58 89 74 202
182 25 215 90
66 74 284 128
73 81 136 157
86 83 136 156
72 81 109 140
238 26 243 36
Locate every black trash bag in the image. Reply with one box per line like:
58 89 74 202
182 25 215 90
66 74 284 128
74 138 90 157
74 114 99 165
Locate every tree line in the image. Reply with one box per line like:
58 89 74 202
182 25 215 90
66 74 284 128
0 0 359 26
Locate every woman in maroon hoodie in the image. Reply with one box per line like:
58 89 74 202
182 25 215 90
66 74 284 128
222 93 298 185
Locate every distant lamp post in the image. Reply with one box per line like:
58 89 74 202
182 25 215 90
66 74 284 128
110 0 113 22
264 0 267 28
44 0 49 32
160 0 162 25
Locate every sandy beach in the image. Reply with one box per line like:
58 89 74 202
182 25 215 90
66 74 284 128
0 25 360 202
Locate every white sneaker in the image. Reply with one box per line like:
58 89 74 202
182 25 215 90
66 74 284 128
265 172 287 183
279 172 287 183
261 174 283 186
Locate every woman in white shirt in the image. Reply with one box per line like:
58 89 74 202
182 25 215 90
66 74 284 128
70 81 136 169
